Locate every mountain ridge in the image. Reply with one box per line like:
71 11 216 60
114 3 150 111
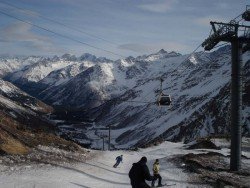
1 47 249 148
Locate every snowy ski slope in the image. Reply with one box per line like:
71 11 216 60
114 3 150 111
1 140 242 188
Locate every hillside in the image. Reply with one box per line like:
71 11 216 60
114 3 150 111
2 47 250 148
0 78 85 157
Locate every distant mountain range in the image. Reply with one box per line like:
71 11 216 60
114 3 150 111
0 47 249 148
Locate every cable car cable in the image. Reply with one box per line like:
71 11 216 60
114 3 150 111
0 10 126 59
0 8 235 104
0 1 120 47
0 8 243 106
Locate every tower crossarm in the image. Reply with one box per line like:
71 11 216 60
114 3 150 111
202 21 238 50
202 21 250 51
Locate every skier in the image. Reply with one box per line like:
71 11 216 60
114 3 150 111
129 156 156 188
113 155 123 168
151 159 163 187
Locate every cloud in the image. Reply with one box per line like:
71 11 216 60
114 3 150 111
1 22 46 42
118 42 189 54
138 0 176 13
0 22 61 53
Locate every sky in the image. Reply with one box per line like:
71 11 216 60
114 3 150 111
0 0 249 60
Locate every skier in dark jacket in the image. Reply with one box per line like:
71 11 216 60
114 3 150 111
113 155 123 168
129 156 155 188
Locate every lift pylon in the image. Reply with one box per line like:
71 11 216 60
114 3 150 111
202 5 249 171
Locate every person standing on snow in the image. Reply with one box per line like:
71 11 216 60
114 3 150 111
151 159 163 187
113 155 123 168
129 156 155 188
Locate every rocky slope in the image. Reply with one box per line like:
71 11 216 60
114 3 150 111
2 47 250 148
0 78 86 158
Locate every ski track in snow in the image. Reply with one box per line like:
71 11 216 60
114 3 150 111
0 142 215 188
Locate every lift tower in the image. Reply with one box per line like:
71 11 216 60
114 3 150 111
202 6 250 171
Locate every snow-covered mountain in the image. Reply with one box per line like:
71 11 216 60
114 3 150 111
36 50 182 108
0 56 41 77
4 53 112 96
2 48 250 148
85 47 250 148
38 58 152 107
0 78 53 131
143 49 181 61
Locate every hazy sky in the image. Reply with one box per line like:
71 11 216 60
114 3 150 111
0 0 248 59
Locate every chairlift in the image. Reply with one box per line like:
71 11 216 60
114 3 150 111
157 93 172 106
157 78 172 106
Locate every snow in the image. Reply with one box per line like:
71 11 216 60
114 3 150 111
0 95 35 115
1 47 250 147
0 79 49 115
40 61 95 87
0 56 40 77
0 141 219 188
37 46 248 148
0 79 21 94
189 54 198 65
8 60 77 83
0 83 13 93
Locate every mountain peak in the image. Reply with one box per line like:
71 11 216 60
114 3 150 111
158 49 168 54
61 53 77 61
144 49 180 61
79 53 97 61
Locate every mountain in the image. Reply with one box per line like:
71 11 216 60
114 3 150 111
0 78 52 154
0 56 41 77
2 47 250 148
4 53 112 96
39 58 151 108
39 61 94 87
6 58 76 83
0 78 51 112
0 78 53 124
144 49 181 61
85 47 249 148
0 78 85 156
